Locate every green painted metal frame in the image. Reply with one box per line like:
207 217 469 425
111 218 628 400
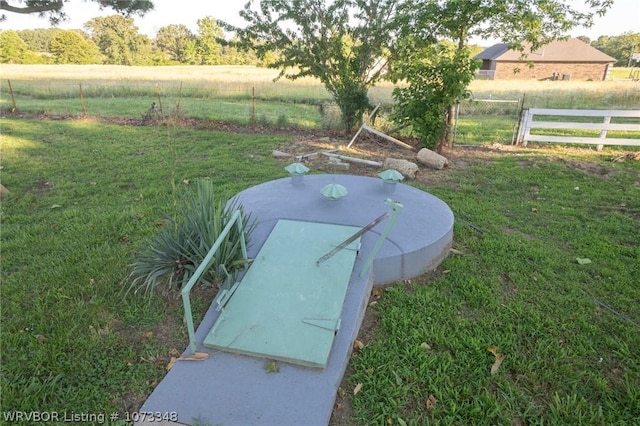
181 210 249 354
359 199 403 278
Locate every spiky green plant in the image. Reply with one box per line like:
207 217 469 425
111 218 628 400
125 178 254 296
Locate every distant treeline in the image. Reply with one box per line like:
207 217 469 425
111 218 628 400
1 15 638 67
0 15 269 66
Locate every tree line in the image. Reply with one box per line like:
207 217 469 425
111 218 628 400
2 15 635 69
0 15 262 66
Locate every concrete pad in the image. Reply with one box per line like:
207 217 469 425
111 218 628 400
138 174 454 425
233 174 454 284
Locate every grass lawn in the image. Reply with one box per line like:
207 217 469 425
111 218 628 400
345 150 640 425
0 117 288 420
455 116 519 145
2 116 639 425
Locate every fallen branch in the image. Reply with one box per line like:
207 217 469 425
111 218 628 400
346 126 366 149
362 125 415 151
346 104 380 149
612 152 640 162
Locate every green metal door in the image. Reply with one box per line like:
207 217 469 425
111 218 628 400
203 220 361 369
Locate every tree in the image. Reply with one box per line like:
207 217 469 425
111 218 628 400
220 35 257 65
16 28 61 52
392 42 477 150
84 15 151 65
395 0 614 149
0 0 154 25
49 30 102 64
226 0 403 132
155 24 196 64
0 29 30 62
576 35 592 45
196 16 223 65
593 32 640 66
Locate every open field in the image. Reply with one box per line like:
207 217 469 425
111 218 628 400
2 65 639 149
2 64 640 109
609 67 640 80
2 114 639 424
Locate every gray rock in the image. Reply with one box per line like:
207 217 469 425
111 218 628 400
416 148 448 170
383 158 419 179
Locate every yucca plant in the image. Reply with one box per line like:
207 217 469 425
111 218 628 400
125 178 254 296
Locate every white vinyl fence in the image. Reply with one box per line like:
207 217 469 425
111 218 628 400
517 108 640 150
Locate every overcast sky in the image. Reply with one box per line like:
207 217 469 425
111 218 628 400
1 0 638 45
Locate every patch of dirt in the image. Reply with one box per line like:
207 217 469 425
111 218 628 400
34 178 52 192
273 133 522 190
559 158 619 178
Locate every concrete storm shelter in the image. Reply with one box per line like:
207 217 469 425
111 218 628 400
138 173 454 425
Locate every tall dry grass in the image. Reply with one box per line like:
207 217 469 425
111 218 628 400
469 79 640 109
1 64 639 109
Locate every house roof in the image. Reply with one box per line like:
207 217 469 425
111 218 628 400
474 38 616 63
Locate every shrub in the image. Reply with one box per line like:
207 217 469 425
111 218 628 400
125 178 253 296
391 43 477 149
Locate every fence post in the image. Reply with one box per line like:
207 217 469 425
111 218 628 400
597 115 611 152
79 83 87 117
7 80 18 113
518 108 531 146
155 84 164 118
511 94 526 145
452 100 460 145
252 86 256 127
175 81 183 114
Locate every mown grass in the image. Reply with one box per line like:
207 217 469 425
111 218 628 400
349 152 640 425
0 118 287 419
455 116 519 145
2 115 639 425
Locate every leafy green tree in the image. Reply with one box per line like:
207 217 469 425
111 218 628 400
226 0 402 132
593 32 640 66
155 24 196 64
196 16 223 65
576 35 592 45
395 0 614 149
49 30 102 64
0 29 30 62
84 15 151 65
16 28 61 52
219 36 257 65
392 42 477 150
0 0 154 25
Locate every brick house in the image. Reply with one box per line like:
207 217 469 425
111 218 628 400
474 38 616 80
